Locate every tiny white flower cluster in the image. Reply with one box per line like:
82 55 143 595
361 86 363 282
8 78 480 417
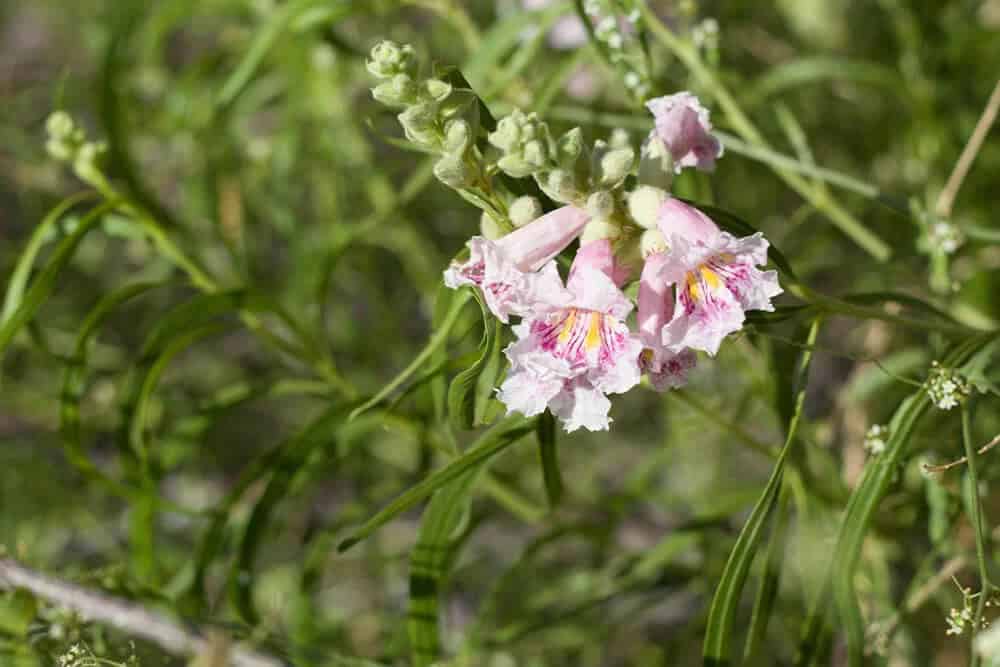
45 111 108 188
692 18 720 52
58 643 93 667
929 221 965 255
925 361 972 411
863 424 890 455
947 604 975 636
585 1 649 99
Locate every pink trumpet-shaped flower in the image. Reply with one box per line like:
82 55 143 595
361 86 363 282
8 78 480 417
443 206 589 322
656 199 782 356
637 252 696 390
497 245 643 432
646 92 723 173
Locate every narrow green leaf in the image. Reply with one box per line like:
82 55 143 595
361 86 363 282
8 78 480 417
231 404 350 625
448 290 496 429
1 192 96 326
0 202 114 365
703 318 820 664
60 281 169 493
828 334 995 665
743 487 791 660
215 0 333 112
748 57 903 105
338 416 535 552
408 468 480 666
350 289 472 421
536 411 563 509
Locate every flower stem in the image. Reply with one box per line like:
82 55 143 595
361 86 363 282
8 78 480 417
963 405 991 666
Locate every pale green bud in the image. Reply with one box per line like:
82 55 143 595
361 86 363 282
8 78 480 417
46 111 76 140
556 127 584 166
628 185 668 229
599 146 635 187
480 211 504 240
522 139 548 168
398 103 440 146
640 228 667 257
488 114 523 152
73 141 106 186
496 154 534 178
46 138 74 162
540 169 581 204
609 128 632 149
509 196 542 228
580 218 621 245
443 119 470 154
371 73 417 107
423 78 452 102
366 40 415 79
433 153 474 188
586 191 615 220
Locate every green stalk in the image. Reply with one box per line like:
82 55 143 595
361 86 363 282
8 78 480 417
963 406 990 667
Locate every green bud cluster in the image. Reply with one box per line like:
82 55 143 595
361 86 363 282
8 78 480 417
45 111 108 187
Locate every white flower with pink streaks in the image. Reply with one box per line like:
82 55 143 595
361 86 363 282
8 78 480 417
443 206 589 323
636 251 697 391
498 242 643 432
646 92 723 173
656 199 782 356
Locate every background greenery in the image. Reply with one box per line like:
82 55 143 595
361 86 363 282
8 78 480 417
2 1 1000 665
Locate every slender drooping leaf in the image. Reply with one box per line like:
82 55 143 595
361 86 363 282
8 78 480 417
703 318 820 664
447 290 498 429
338 416 535 552
0 202 114 365
536 411 563 509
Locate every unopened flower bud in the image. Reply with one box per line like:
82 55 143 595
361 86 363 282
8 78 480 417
398 103 440 146
640 228 667 257
367 40 416 79
372 73 417 107
599 146 635 186
628 185 668 229
489 114 523 152
522 139 548 168
509 196 542 228
443 120 470 154
497 154 534 178
46 111 75 140
423 78 452 102
580 218 620 245
609 128 631 149
541 169 581 204
73 141 106 186
586 191 615 220
557 127 584 166
433 153 474 188
480 211 504 240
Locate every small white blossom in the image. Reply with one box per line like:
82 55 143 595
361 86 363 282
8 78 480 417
929 221 965 255
864 424 889 455
926 362 971 411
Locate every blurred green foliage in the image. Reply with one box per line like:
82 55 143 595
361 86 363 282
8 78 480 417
2 1 1000 665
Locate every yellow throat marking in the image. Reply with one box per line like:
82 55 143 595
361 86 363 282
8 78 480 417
585 313 603 351
558 309 578 343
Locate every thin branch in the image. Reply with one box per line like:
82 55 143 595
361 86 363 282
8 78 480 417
923 434 1000 474
0 558 284 667
935 79 1000 219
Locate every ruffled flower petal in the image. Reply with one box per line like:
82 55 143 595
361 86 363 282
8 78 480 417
497 255 642 432
636 251 696 391
655 203 782 356
646 92 723 173
443 206 587 322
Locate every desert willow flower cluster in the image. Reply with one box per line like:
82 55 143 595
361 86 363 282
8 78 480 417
368 41 782 432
